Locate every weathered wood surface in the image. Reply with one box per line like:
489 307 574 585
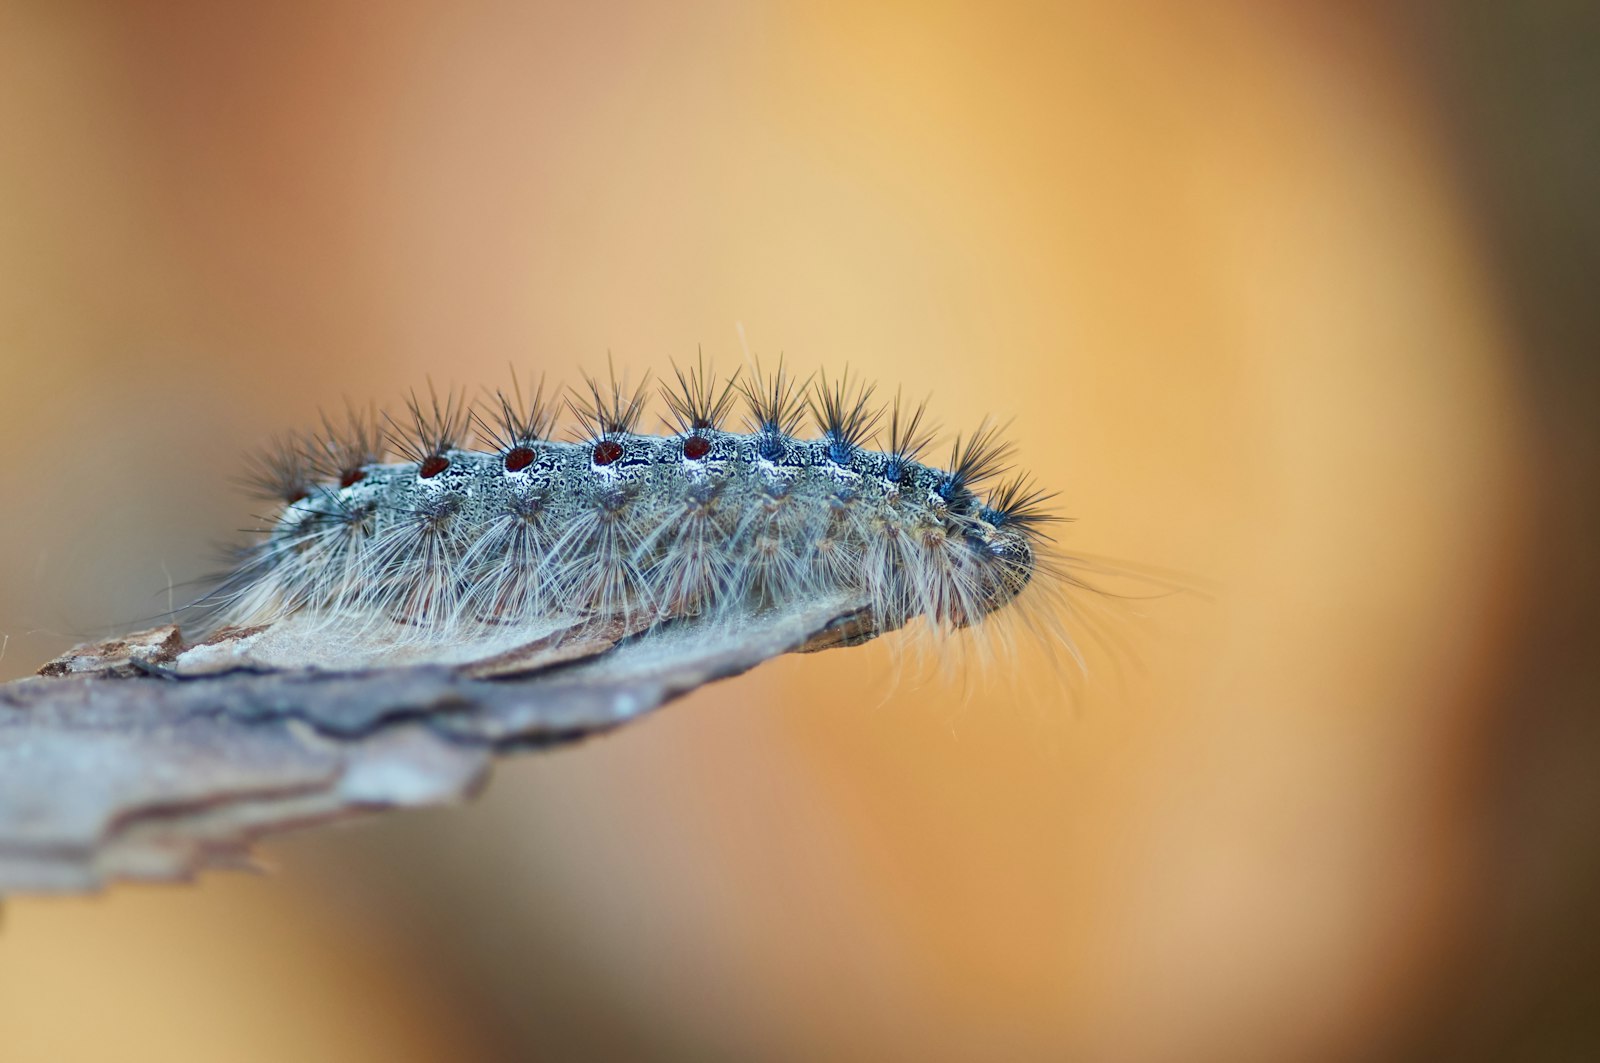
0 598 877 894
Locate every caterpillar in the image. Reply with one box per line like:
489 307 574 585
199 357 1082 670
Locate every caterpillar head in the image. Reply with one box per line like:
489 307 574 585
954 522 1036 628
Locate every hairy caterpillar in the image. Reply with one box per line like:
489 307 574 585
198 358 1083 671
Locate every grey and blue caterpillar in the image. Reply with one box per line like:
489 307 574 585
209 360 1061 648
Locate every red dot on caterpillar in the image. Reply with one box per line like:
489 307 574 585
592 440 624 466
339 469 366 488
503 446 536 472
682 435 712 460
419 455 450 478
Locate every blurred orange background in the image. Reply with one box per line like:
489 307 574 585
1 3 1594 1061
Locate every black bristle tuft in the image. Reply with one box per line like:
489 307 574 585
239 433 315 504
308 401 381 487
883 388 936 480
980 472 1064 539
474 369 558 452
661 350 741 435
939 417 1015 499
383 383 469 466
568 359 653 442
739 356 811 458
809 368 882 463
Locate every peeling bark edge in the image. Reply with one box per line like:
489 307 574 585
0 598 876 895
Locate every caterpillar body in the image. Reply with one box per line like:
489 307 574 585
204 360 1074 668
